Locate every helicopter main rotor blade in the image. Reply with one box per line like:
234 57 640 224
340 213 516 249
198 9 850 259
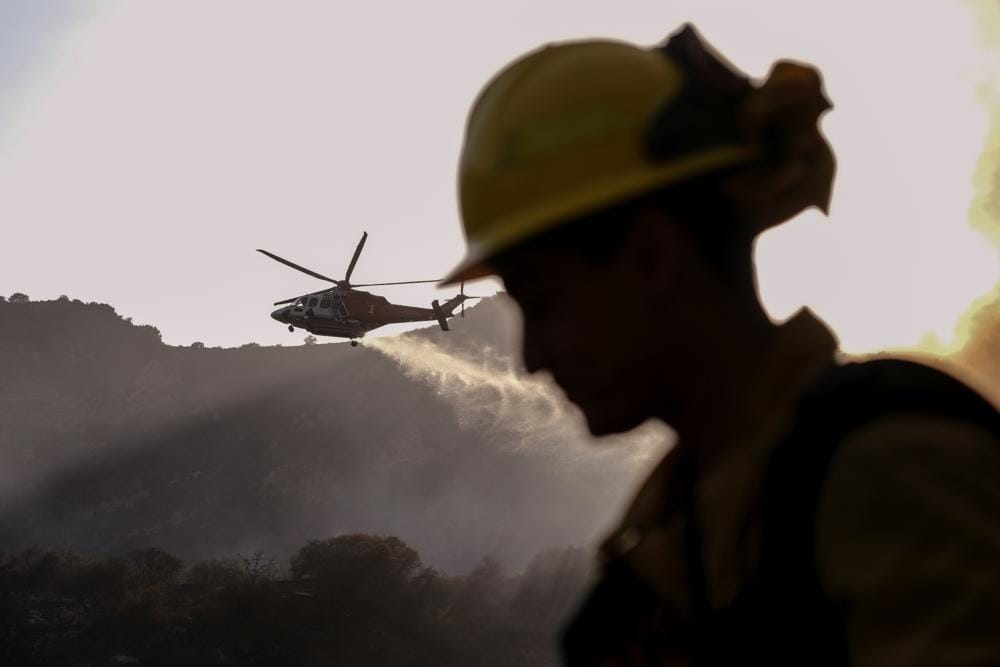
350 279 443 287
344 231 368 285
257 249 340 284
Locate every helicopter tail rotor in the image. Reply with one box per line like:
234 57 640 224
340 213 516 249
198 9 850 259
435 286 484 323
431 299 450 332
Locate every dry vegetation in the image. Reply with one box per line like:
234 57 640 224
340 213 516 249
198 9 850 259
1 536 588 666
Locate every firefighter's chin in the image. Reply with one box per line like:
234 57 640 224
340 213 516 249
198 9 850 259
565 387 647 438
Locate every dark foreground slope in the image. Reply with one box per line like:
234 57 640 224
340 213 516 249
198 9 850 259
0 296 663 572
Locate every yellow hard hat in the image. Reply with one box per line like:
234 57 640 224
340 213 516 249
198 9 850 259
440 33 762 286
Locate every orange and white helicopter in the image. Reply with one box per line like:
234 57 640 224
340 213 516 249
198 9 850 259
258 232 476 346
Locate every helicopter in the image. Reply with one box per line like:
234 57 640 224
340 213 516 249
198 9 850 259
258 232 477 347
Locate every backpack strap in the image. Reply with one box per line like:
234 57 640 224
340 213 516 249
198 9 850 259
693 359 1000 665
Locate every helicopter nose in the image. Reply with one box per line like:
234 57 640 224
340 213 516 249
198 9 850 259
271 307 289 323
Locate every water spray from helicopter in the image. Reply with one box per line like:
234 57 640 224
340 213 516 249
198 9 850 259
367 333 670 463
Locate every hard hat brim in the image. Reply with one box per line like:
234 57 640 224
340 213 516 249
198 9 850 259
439 143 761 286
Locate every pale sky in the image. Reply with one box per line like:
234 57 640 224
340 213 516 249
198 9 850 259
2 0 999 351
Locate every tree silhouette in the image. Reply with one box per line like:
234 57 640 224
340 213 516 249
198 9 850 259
124 547 183 590
237 551 279 585
291 534 421 583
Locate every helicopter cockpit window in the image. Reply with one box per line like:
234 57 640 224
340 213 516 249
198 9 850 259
308 297 319 308
319 297 331 309
294 298 304 307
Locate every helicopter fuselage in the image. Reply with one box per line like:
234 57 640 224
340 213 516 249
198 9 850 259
271 287 466 340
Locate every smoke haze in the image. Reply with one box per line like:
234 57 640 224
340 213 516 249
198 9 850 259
0 295 667 574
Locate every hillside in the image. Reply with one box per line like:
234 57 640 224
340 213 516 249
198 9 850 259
0 296 666 573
